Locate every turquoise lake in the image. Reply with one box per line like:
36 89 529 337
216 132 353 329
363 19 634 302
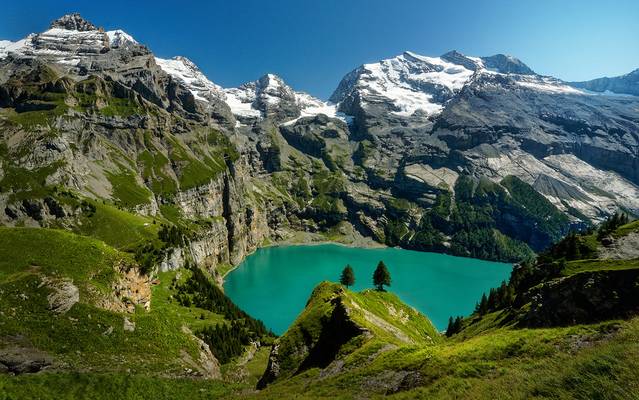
224 244 512 335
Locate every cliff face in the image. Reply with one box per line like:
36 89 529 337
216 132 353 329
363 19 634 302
166 166 271 272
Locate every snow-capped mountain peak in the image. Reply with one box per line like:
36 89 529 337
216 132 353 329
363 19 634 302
255 73 296 105
480 53 535 75
223 73 300 122
331 50 477 118
224 73 347 125
106 29 138 48
330 50 589 119
0 14 141 65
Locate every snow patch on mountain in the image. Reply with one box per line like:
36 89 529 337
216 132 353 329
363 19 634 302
223 86 262 118
288 92 350 125
31 28 108 57
0 39 24 59
403 51 477 90
0 29 100 65
512 75 584 94
155 56 224 102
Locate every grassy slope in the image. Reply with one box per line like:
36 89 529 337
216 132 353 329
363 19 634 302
563 258 639 275
2 265 639 399
612 219 639 238
0 373 239 400
70 200 159 250
0 228 229 376
392 318 639 400
105 170 153 208
281 282 440 347
349 288 440 345
0 227 119 286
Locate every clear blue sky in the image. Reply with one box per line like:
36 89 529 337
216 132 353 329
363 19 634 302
1 0 638 99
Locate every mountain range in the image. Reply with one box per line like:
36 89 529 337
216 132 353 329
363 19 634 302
1 13 638 263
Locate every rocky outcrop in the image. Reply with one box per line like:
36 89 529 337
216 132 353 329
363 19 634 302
158 247 187 273
2 197 75 225
280 114 349 158
41 277 79 314
123 317 136 332
522 268 639 327
49 13 98 31
222 163 271 265
95 263 152 313
258 284 370 388
180 326 221 379
169 163 270 271
598 231 639 260
394 163 458 206
361 370 424 395
112 264 152 312
480 54 536 75
0 341 54 375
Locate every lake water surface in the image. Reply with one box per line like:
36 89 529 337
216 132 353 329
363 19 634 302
224 244 511 335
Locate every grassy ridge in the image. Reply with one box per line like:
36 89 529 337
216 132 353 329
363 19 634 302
0 227 119 284
563 258 639 275
71 200 159 250
263 282 439 387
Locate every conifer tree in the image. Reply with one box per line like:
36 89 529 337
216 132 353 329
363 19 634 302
373 260 391 291
340 264 355 287
446 316 464 337
454 316 463 332
487 287 497 310
446 317 455 337
478 293 488 315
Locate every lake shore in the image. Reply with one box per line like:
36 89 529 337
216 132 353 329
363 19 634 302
221 226 385 280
